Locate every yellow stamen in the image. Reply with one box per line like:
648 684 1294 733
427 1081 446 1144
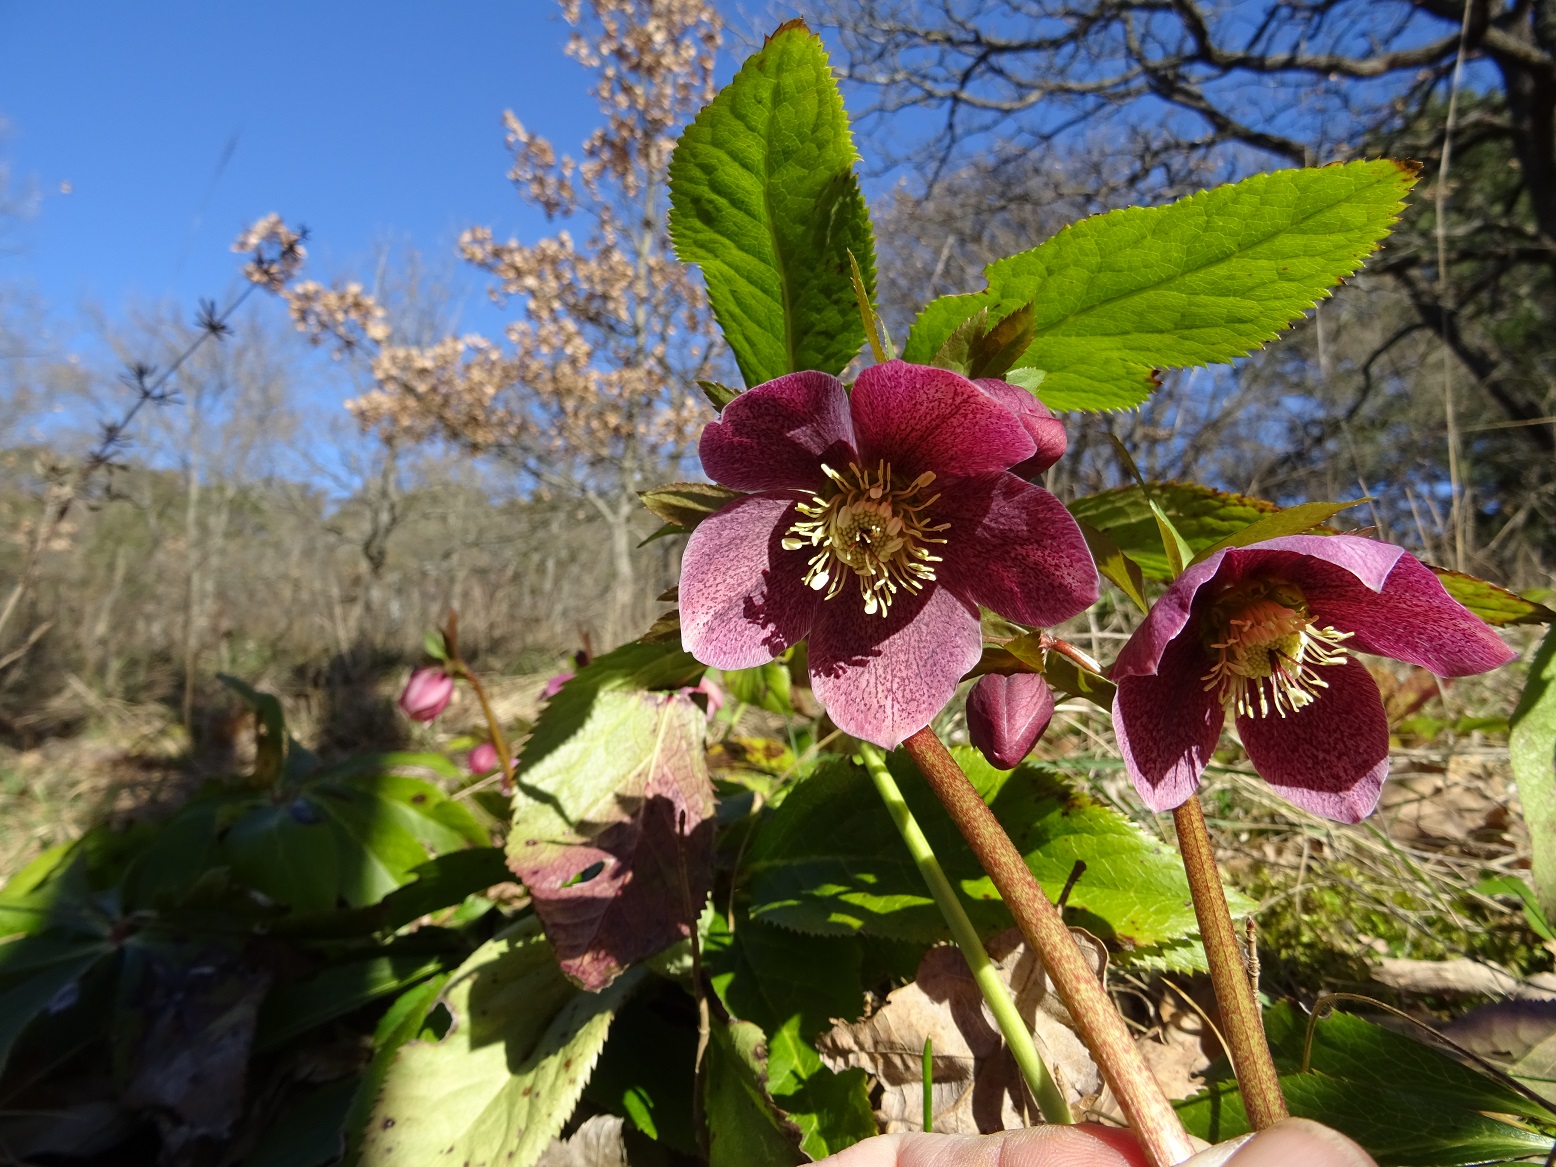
1200 578 1352 718
782 459 949 618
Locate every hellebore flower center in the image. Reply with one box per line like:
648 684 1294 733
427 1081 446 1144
781 459 949 616
1199 577 1353 719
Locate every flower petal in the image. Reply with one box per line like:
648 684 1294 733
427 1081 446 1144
850 360 1035 480
974 378 1068 478
679 492 818 669
1111 550 1232 680
1236 655 1390 823
935 475 1099 627
698 371 855 491
1305 552 1516 676
1112 632 1225 812
808 584 982 749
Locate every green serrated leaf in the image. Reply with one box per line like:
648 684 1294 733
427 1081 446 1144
668 21 874 386
254 953 451 1053
706 914 864 1042
225 802 341 912
698 379 741 409
640 481 744 530
342 973 451 1163
360 926 641 1167
906 161 1418 410
706 1018 806 1167
929 305 988 375
1514 626 1556 928
1189 498 1364 564
1431 568 1556 627
745 750 1220 947
767 1017 877 1159
1068 483 1283 580
968 303 1037 380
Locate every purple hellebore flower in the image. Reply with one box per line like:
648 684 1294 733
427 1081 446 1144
679 361 1099 748
967 671 1056 770
399 666 454 722
467 741 500 776
1111 534 1516 823
973 377 1067 479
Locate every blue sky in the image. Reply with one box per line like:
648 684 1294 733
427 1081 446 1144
0 1 642 352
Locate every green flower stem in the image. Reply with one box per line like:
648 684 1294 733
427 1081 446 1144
858 743 1073 1126
1172 796 1287 1130
900 727 1196 1167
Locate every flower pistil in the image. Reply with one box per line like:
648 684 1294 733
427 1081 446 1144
781 459 949 616
1199 578 1353 719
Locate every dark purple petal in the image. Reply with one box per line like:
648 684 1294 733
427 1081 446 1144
1236 655 1390 823
679 492 818 669
698 371 855 491
974 378 1068 478
934 475 1099 627
849 360 1035 480
1112 631 1225 812
808 584 982 749
1111 550 1233 681
1305 552 1516 676
967 672 1055 770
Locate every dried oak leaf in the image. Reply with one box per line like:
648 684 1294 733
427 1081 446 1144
817 927 1103 1133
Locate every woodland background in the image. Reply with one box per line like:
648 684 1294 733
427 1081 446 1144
0 0 1552 909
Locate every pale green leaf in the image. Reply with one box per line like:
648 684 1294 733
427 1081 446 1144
359 925 641 1167
1432 568 1555 627
1514 626 1556 927
905 161 1417 410
1190 498 1365 564
668 20 874 386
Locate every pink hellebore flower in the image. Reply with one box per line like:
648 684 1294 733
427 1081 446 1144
468 742 499 776
1111 534 1515 823
967 672 1056 770
399 666 454 723
679 361 1099 748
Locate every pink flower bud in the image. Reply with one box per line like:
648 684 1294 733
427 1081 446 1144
542 672 574 700
695 676 725 716
967 672 1054 770
399 666 454 722
468 742 499 775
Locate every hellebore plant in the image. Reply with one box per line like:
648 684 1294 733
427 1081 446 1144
1113 534 1515 823
966 671 1056 771
679 360 1098 748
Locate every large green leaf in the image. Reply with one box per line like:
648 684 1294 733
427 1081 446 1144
0 937 114 1074
224 803 341 913
745 749 1214 949
509 684 714 990
668 19 874 387
1179 1004 1554 1163
705 1019 806 1167
904 161 1417 410
1515 626 1556 926
584 984 700 1152
1068 482 1282 580
359 925 640 1167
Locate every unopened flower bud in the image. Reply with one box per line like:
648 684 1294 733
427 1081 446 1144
468 742 499 775
967 672 1054 770
399 666 454 722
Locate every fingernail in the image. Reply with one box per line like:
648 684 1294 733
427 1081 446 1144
1178 1133 1252 1167
1223 1120 1375 1167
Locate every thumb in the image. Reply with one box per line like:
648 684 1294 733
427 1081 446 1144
1182 1119 1376 1167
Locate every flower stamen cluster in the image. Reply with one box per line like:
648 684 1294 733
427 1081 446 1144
781 459 948 616
1199 579 1352 719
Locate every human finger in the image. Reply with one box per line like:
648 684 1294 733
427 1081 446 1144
815 1124 1151 1167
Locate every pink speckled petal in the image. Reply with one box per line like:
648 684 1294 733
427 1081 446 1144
935 475 1099 627
850 360 1034 480
1305 552 1516 677
1111 550 1233 681
974 378 1068 478
1236 655 1390 823
808 584 982 749
1112 630 1225 812
679 492 818 669
698 371 855 491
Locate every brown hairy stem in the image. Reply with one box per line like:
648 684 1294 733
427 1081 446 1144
1172 796 1287 1129
443 611 515 796
902 727 1197 1167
